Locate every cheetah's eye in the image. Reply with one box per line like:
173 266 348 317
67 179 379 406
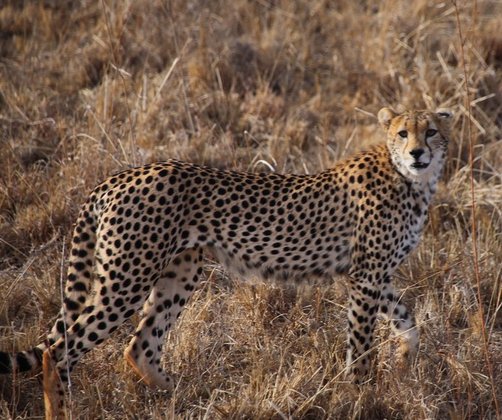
398 130 408 138
426 129 437 137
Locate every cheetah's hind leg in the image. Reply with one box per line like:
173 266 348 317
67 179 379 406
124 247 204 390
43 348 66 420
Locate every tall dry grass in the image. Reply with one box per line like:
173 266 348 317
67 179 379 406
0 0 501 418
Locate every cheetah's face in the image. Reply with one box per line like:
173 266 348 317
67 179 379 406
378 107 453 180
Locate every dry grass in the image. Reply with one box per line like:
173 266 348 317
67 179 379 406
0 0 501 418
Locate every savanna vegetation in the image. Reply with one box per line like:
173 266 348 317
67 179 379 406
0 0 500 418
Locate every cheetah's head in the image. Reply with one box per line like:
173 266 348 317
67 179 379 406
378 107 453 181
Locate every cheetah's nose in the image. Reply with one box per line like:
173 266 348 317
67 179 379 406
409 148 424 159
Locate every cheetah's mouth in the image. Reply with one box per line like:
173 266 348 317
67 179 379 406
410 162 429 170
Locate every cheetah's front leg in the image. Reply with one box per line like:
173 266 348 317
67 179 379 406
345 278 380 382
379 280 419 369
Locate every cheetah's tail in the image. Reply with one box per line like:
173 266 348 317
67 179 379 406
0 344 46 374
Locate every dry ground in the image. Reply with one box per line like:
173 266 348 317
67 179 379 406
0 0 501 418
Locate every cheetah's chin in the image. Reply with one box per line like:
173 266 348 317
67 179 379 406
410 162 429 170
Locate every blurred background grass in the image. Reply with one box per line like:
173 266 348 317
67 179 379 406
0 0 500 418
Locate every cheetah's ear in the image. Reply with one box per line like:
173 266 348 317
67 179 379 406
435 108 453 119
435 108 453 129
377 107 397 131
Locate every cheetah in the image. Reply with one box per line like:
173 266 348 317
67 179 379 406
0 107 452 418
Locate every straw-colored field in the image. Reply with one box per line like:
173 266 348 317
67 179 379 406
0 1 500 418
